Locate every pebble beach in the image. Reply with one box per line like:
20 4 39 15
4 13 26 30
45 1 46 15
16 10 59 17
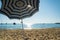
0 28 60 40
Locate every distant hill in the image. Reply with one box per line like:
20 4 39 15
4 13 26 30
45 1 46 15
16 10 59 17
55 23 60 24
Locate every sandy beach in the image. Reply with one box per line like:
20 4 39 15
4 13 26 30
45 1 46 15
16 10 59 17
0 28 60 40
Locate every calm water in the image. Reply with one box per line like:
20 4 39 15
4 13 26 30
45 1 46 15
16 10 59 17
32 23 60 29
0 23 60 29
0 23 27 29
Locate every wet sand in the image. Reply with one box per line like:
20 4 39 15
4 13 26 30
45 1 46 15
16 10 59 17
0 28 60 40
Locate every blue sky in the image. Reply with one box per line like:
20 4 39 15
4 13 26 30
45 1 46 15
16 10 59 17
0 0 60 25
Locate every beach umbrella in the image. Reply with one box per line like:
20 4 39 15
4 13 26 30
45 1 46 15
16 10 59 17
0 0 39 38
0 0 39 19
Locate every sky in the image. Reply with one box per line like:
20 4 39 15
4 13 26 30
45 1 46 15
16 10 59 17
0 0 60 28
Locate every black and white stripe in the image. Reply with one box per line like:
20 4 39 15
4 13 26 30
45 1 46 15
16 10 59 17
0 0 39 19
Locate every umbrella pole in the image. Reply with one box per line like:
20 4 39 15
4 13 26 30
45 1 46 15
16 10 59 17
21 19 25 38
21 19 24 30
20 19 27 39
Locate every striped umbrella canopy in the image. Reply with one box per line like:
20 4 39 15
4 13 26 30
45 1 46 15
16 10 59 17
0 0 39 19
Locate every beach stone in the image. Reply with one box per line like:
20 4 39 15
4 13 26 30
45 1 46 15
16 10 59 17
0 28 60 40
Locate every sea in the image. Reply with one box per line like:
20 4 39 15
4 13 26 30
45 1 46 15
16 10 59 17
0 23 60 29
